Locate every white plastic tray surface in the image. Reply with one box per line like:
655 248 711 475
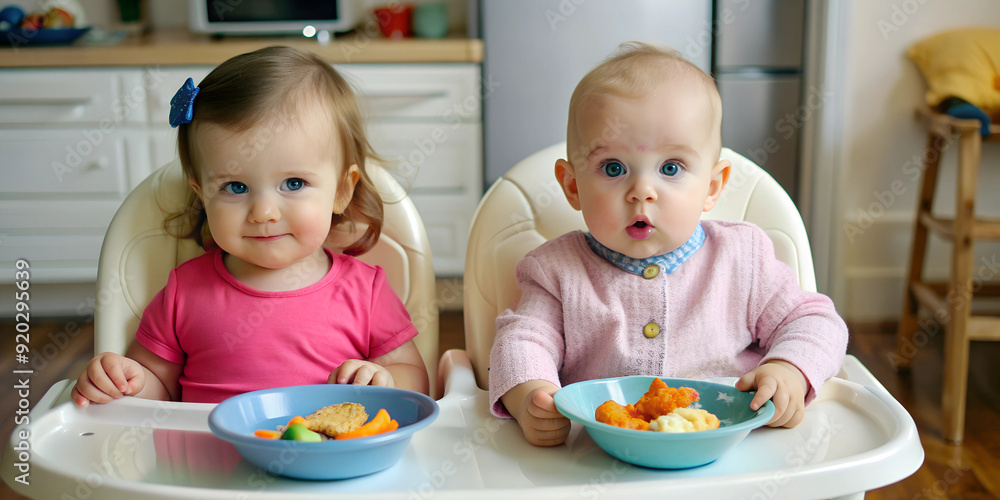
3 355 922 499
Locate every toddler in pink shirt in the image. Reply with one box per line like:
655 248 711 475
489 42 848 446
73 47 429 406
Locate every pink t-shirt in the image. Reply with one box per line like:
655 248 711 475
135 247 417 403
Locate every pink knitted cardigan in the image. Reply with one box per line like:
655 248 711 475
489 220 848 418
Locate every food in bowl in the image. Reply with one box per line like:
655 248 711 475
305 402 369 437
253 402 400 441
554 376 774 469
649 407 720 433
207 384 439 479
595 377 720 433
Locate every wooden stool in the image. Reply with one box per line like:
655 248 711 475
896 108 1000 444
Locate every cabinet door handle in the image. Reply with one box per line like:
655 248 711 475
85 157 111 171
0 97 93 105
363 91 448 100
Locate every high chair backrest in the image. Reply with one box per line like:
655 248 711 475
94 159 440 392
463 143 816 389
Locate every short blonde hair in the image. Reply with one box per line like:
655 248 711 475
169 46 383 256
566 42 722 164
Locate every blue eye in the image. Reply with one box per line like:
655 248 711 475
282 178 305 191
601 161 625 177
223 182 248 194
661 161 681 176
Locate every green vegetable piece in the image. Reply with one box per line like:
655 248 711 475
281 423 323 442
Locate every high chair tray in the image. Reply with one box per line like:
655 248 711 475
3 355 921 499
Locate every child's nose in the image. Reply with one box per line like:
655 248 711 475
248 194 280 223
627 177 657 203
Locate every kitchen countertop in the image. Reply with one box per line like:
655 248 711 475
0 28 483 67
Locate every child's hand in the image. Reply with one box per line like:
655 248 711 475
735 360 807 428
328 359 395 388
501 380 570 447
72 352 147 408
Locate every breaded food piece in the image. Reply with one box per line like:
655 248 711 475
305 402 368 437
632 378 700 421
648 408 721 433
595 400 649 431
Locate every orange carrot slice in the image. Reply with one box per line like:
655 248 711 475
254 429 281 439
335 408 393 440
286 415 308 427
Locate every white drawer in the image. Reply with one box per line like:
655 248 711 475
410 193 476 277
1 200 121 231
0 69 130 125
341 64 482 121
0 234 105 284
368 122 482 193
0 129 130 196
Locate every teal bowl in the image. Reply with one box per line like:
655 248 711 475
208 384 438 480
553 376 774 469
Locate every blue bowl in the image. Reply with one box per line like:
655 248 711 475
0 27 91 46
554 376 774 469
208 384 438 480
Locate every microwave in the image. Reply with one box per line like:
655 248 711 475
188 0 361 35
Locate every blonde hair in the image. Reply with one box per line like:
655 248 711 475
167 46 383 256
565 42 722 164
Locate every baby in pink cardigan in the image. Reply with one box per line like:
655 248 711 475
489 43 848 447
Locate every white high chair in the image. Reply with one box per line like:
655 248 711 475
2 148 922 500
460 144 817 389
93 159 440 394
433 143 924 498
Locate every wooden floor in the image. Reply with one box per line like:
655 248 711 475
2 315 998 499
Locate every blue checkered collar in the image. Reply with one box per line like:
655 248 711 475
584 222 706 276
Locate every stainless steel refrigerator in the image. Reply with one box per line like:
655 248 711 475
714 0 807 202
479 0 714 187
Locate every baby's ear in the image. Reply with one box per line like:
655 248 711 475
188 176 203 199
703 159 732 212
333 164 361 214
555 159 582 211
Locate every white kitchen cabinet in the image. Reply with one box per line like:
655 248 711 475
1 63 481 315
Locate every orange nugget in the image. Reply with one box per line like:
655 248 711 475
632 378 699 421
595 400 649 431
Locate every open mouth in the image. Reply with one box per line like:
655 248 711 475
626 219 654 240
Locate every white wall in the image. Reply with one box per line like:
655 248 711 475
807 0 1000 322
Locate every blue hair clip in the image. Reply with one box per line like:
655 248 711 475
169 77 200 128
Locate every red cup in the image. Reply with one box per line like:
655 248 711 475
374 4 413 38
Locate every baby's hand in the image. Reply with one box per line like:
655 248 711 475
328 359 394 388
72 352 147 408
516 387 571 447
735 360 808 428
